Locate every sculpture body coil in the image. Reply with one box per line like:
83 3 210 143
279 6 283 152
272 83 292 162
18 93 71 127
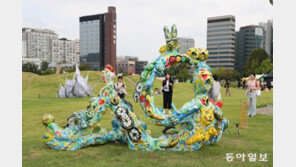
42 25 228 151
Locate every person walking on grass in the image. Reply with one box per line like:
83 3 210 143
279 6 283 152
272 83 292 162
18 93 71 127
237 79 241 90
243 78 246 90
246 73 260 117
225 79 231 96
115 76 127 99
208 75 221 102
161 73 174 115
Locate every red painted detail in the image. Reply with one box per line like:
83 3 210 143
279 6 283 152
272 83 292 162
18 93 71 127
216 101 223 108
200 99 205 105
201 74 208 80
55 131 62 135
140 95 145 102
209 99 214 103
99 99 105 105
169 56 176 63
145 100 150 106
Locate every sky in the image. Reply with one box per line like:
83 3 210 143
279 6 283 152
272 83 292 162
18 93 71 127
22 0 273 62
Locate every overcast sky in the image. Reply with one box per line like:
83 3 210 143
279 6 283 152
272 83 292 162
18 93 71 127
22 0 273 62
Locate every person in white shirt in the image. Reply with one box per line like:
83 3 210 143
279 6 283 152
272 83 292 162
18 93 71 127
246 73 260 117
208 75 221 102
115 76 127 99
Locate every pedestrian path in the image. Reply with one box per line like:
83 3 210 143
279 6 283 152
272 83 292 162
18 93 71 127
257 106 273 116
125 77 136 86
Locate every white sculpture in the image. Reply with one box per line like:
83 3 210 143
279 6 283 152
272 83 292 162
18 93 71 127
57 65 92 98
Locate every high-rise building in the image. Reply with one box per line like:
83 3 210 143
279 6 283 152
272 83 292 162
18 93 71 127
22 40 27 58
206 15 236 70
235 25 264 72
22 28 79 66
51 38 76 64
74 39 80 64
260 20 273 56
177 37 195 54
22 28 58 62
79 6 117 71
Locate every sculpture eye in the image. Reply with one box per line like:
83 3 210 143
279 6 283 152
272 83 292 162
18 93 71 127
191 52 197 57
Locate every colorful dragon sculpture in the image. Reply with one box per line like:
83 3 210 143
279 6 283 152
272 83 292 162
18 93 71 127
41 25 229 151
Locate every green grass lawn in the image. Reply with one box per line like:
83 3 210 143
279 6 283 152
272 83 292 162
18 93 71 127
22 71 273 167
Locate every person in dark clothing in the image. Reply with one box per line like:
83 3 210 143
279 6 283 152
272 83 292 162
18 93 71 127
225 79 231 96
243 79 246 90
162 73 174 114
237 80 241 89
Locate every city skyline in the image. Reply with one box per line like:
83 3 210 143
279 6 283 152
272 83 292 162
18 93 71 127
22 0 273 62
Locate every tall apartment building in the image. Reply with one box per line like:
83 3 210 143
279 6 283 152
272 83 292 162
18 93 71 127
177 37 195 54
260 20 273 56
22 28 78 66
235 25 264 72
206 15 236 70
22 28 58 62
79 6 117 71
51 38 76 64
74 39 80 64
22 40 27 57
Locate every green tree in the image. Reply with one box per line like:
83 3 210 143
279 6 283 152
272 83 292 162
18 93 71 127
258 59 273 74
246 48 269 75
269 0 273 5
165 62 190 82
212 68 241 81
40 61 49 71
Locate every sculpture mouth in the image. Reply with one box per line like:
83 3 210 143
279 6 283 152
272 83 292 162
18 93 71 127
201 74 208 80
205 78 211 85
191 51 197 57
203 116 213 124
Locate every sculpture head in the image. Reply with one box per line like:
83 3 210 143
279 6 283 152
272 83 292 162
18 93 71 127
163 25 178 51
193 63 213 93
42 114 55 126
200 105 214 126
187 48 209 61
103 64 115 86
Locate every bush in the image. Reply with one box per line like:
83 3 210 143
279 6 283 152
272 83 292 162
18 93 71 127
79 64 90 71
22 62 39 74
41 69 55 75
40 61 49 71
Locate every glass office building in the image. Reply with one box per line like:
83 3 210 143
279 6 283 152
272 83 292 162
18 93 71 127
79 15 104 70
79 6 117 71
206 15 236 70
235 25 263 72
